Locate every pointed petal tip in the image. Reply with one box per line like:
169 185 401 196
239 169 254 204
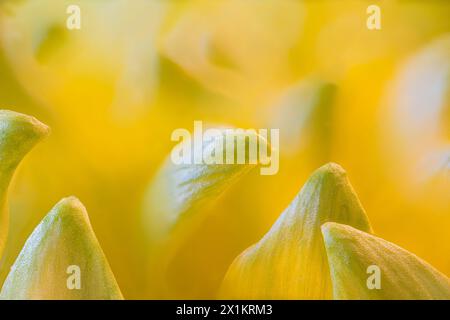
56 195 84 209
306 162 351 193
0 195 124 300
315 162 347 179
0 109 50 139
310 163 373 233
49 196 91 225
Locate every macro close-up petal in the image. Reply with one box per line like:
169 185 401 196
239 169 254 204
0 0 448 309
142 129 270 298
0 197 123 300
220 163 372 299
0 110 49 260
322 222 450 300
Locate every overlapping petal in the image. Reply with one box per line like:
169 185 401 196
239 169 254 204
322 222 450 300
220 163 372 299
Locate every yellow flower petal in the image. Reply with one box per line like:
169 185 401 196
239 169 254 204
322 222 450 299
142 129 268 297
0 197 123 300
220 163 372 299
0 110 49 259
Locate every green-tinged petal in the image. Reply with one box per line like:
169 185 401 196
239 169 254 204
0 197 123 300
322 222 450 300
142 128 267 297
220 163 372 299
0 110 49 259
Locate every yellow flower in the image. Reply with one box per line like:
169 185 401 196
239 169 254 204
0 0 448 300
0 112 449 300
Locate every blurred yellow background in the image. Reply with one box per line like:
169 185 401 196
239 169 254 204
0 0 448 299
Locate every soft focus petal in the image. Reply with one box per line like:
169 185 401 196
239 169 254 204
142 129 268 297
265 79 336 157
384 35 450 193
161 0 303 103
